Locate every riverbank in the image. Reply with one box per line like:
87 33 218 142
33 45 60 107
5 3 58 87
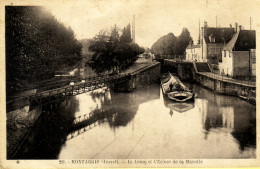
7 106 42 158
195 72 256 105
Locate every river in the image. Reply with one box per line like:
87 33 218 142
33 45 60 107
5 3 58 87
16 83 256 159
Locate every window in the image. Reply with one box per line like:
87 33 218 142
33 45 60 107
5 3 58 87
209 35 215 43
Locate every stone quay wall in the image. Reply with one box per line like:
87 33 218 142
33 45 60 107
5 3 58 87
162 60 194 81
194 73 256 104
114 62 161 92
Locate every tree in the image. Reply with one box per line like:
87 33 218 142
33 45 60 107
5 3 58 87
6 6 82 97
120 23 132 43
88 23 144 73
176 28 193 55
88 31 111 73
151 33 178 56
150 28 193 58
110 24 120 43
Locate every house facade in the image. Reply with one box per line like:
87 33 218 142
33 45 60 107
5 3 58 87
218 30 256 79
251 49 256 76
185 44 202 61
186 22 235 68
202 25 235 64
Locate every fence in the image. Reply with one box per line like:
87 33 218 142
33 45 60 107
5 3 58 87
196 72 256 105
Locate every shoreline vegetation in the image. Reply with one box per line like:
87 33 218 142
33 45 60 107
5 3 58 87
6 6 82 99
6 6 145 100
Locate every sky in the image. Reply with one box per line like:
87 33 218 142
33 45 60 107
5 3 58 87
45 0 260 48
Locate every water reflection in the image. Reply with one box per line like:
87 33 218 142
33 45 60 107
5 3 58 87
15 83 255 159
16 85 160 159
161 81 195 115
194 84 256 153
163 99 195 114
14 96 79 159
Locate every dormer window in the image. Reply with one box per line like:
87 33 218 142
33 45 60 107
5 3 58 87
209 34 215 43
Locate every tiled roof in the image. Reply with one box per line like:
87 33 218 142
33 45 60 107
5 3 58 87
223 31 239 51
223 30 256 51
234 30 256 51
204 27 235 44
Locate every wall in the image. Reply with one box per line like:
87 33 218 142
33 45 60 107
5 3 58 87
195 47 203 61
186 48 192 61
233 51 250 77
219 50 255 79
207 43 224 64
114 62 161 92
194 73 255 104
177 63 194 81
251 49 256 76
252 63 256 76
186 47 202 62
219 50 233 76
163 60 194 81
202 36 207 62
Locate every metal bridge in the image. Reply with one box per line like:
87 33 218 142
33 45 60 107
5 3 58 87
7 74 131 111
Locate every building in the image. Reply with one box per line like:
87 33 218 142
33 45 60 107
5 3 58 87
186 21 235 68
202 25 234 63
185 44 202 61
218 29 256 79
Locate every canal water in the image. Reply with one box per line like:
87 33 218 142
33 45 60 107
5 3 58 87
16 83 256 159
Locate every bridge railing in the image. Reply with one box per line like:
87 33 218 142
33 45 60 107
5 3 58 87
7 73 132 111
197 72 256 104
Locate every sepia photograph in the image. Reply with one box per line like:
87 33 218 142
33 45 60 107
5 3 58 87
0 0 259 168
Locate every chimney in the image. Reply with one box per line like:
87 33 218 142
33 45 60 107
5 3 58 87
204 21 208 28
239 25 242 30
235 22 238 32
230 24 232 28
204 21 207 38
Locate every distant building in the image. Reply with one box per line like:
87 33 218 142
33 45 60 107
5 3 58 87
201 24 235 65
218 29 256 79
185 44 202 61
186 22 235 68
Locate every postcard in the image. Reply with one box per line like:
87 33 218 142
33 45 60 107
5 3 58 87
0 0 259 168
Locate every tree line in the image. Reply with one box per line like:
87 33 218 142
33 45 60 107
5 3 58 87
88 24 145 73
151 28 193 58
6 6 82 97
